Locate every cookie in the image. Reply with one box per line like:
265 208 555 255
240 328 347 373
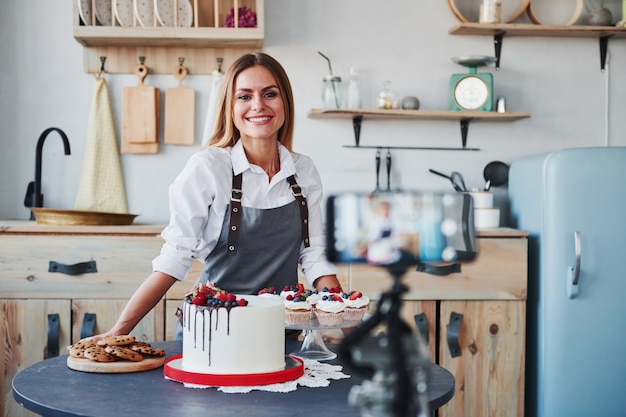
96 335 136 346
84 346 117 363
69 339 97 359
130 344 166 357
104 345 143 362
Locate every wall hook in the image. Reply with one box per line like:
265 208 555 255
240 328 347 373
217 57 223 72
99 56 106 72
178 57 185 65
139 56 145 65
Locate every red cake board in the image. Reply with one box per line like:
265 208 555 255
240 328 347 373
164 354 304 386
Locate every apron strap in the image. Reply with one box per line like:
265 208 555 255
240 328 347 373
227 172 310 255
286 175 310 248
227 172 243 255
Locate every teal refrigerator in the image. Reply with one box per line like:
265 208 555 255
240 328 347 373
508 147 626 417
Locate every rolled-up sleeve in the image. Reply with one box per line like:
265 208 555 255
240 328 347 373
295 155 338 287
152 152 218 281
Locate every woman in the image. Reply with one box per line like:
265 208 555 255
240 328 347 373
97 53 340 340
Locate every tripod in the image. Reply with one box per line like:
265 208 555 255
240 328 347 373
338 253 431 417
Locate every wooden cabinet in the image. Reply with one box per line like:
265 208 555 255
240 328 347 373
348 228 528 417
72 0 265 74
0 222 185 417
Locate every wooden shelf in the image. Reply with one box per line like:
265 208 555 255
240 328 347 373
307 108 531 150
449 22 626 38
307 108 530 122
73 27 263 48
449 23 626 71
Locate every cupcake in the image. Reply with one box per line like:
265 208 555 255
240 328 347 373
284 291 312 326
341 291 370 321
315 294 346 326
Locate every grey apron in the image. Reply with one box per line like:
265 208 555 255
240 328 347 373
174 172 309 340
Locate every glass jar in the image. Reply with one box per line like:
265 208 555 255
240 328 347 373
479 0 502 23
376 81 399 110
322 75 343 109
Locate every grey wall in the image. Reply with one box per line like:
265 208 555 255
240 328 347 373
2 0 625 223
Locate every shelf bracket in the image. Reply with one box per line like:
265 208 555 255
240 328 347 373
599 35 612 72
352 115 363 146
494 32 504 70
460 119 471 149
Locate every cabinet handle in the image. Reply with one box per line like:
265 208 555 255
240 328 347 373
416 262 461 276
446 312 463 358
48 260 97 275
47 313 60 358
80 313 97 339
566 231 582 299
413 313 429 345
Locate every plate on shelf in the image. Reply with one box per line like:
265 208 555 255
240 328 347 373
78 0 93 25
95 0 113 25
114 0 133 26
447 0 530 23
527 0 583 25
134 0 154 26
155 0 193 27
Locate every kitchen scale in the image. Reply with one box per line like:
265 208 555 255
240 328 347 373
449 55 497 112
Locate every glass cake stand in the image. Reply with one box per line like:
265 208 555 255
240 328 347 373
285 318 363 361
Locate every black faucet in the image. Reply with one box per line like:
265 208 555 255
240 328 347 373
24 127 71 219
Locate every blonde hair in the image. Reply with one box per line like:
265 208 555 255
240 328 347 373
205 53 295 152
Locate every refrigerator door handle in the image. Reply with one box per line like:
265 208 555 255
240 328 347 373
566 231 582 299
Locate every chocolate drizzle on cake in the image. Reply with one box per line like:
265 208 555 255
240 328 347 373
184 301 233 366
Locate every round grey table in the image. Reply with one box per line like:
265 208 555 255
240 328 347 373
13 340 454 417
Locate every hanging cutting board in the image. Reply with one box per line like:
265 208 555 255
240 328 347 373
164 64 195 145
121 63 159 154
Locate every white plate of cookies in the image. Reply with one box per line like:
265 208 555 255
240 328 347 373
67 335 166 373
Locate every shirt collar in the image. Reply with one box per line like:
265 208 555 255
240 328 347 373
231 140 296 178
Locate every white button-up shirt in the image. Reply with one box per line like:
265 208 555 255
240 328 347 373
152 140 337 287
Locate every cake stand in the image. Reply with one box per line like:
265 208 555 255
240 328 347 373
286 318 364 361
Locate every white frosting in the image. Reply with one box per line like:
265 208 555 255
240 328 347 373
343 295 370 309
181 295 285 374
315 298 346 313
306 291 320 305
284 298 312 311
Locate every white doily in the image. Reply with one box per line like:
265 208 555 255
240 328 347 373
170 359 351 393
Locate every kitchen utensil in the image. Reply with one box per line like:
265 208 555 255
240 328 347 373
429 169 466 192
67 355 164 373
121 62 159 154
386 149 392 191
483 161 509 187
164 62 195 145
374 148 381 193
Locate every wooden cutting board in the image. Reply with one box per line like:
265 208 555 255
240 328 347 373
164 64 195 145
121 63 159 154
67 355 165 373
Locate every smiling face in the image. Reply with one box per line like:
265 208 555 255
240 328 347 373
232 65 285 143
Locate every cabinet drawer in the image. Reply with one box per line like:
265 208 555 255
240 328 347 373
350 236 528 301
0 235 162 299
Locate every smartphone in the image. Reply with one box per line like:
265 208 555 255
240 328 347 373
326 191 477 265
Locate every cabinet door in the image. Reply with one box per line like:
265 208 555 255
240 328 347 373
72 299 165 343
1 299 71 417
439 300 525 417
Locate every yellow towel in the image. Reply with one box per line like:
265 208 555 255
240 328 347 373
74 76 128 213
